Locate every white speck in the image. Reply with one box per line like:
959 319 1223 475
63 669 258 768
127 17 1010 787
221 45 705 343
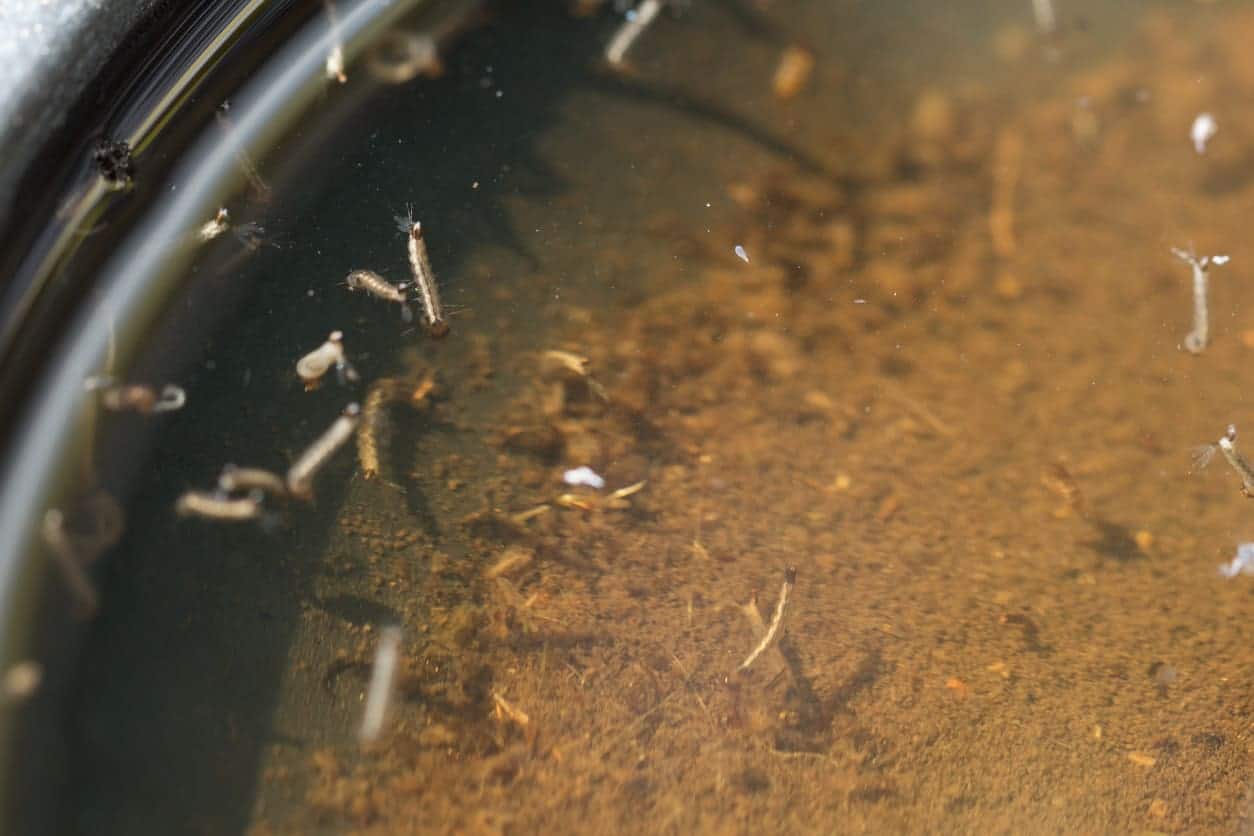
734 245 749 263
1191 112 1217 154
852 298 867 304
1219 542 1254 578
563 466 605 490
1212 255 1231 265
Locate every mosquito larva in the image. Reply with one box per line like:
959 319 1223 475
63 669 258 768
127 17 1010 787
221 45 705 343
358 382 390 480
399 215 450 338
296 330 359 387
1191 112 1218 155
324 0 348 83
1216 424 1254 497
1171 246 1229 354
345 269 414 323
738 567 797 673
42 509 100 618
605 0 663 68
359 625 403 744
175 490 265 521
1031 0 1056 36
357 377 436 480
287 403 362 500
85 377 187 414
218 464 288 497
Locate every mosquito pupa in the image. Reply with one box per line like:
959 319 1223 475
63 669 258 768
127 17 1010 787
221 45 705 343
359 625 403 744
1191 113 1218 155
218 464 288 498
345 269 413 323
175 490 265 521
287 403 362 500
198 208 231 242
606 0 663 68
296 330 359 387
398 215 449 338
1219 543 1254 579
738 567 797 673
1171 247 1229 354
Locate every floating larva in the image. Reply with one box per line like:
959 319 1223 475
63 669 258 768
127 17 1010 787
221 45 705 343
287 403 361 500
399 216 449 338
346 269 413 322
296 330 359 387
175 490 265 521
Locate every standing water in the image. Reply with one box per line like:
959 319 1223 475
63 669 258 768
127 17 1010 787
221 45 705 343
35 0 1254 832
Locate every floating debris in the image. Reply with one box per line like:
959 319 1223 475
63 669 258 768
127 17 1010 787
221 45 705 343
563 466 605 489
734 244 750 263
359 626 403 744
739 567 797 673
491 690 531 729
1171 247 1228 354
1191 112 1217 155
92 139 134 189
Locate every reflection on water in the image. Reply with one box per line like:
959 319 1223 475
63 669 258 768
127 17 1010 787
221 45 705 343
63 0 1254 832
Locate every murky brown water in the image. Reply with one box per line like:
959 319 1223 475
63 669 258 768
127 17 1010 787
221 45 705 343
64 1 1254 833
